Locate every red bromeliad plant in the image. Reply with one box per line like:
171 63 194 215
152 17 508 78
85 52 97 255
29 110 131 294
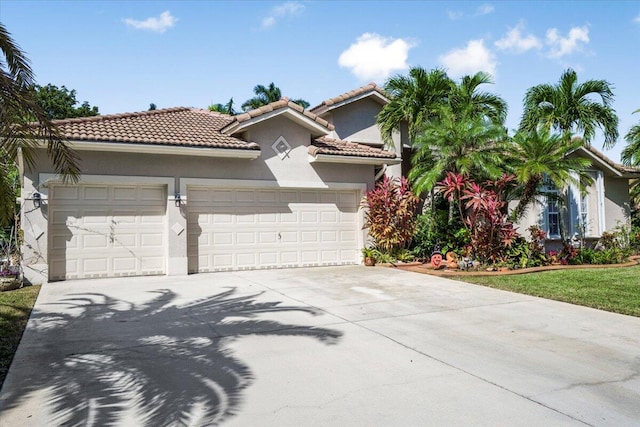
438 173 518 263
361 176 420 255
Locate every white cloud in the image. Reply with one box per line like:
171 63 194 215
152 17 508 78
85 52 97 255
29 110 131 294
338 33 414 81
261 1 304 29
123 11 177 33
495 22 542 53
634 13 640 23
545 26 589 58
447 10 463 20
476 4 494 15
439 39 497 78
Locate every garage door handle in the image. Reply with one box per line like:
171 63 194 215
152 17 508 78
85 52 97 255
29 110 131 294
278 232 281 240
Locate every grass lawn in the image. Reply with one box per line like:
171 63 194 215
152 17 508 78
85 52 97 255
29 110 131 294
0 285 40 388
452 265 640 317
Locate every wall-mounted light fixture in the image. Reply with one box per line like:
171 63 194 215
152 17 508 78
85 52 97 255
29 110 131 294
174 192 181 207
33 192 42 208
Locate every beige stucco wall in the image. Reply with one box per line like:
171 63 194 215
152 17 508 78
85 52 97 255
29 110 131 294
21 116 376 283
604 176 631 231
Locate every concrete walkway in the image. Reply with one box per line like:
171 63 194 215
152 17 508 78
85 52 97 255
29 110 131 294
1 266 639 426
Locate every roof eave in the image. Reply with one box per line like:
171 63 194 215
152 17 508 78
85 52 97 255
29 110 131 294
67 140 261 159
309 153 401 165
311 91 389 116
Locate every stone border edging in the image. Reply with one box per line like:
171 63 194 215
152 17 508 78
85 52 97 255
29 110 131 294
392 255 640 277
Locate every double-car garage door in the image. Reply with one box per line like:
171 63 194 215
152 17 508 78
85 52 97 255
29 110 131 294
48 184 360 280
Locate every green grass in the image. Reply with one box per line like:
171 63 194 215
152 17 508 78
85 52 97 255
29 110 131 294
0 285 40 388
453 266 640 317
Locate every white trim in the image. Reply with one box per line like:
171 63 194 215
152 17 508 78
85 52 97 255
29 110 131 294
38 173 175 197
66 140 261 159
180 177 367 198
597 170 606 235
225 109 331 137
309 154 401 165
311 91 389 115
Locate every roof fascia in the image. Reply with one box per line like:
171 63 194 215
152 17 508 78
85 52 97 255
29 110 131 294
309 153 401 165
66 140 260 159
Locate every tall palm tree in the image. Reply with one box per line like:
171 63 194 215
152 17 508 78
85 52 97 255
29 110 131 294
507 128 592 221
409 106 507 195
449 71 507 126
0 23 79 179
377 67 453 144
520 68 619 148
241 82 309 111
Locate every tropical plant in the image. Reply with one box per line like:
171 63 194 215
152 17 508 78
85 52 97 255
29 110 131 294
0 23 80 226
438 173 518 263
241 82 309 111
507 127 593 221
377 67 453 143
448 71 507 126
208 97 236 115
520 68 619 148
361 176 419 255
409 107 507 196
621 109 640 210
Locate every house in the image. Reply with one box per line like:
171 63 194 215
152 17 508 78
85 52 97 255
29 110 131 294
514 144 640 249
18 83 638 282
20 87 401 283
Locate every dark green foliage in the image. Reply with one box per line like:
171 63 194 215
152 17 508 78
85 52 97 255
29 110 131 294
33 84 99 119
241 82 309 111
411 196 470 259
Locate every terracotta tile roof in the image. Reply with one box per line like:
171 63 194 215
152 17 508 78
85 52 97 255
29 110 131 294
309 83 388 112
50 107 259 150
309 137 397 159
580 144 640 176
230 98 334 131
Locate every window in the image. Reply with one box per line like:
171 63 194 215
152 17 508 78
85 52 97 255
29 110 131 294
542 177 560 238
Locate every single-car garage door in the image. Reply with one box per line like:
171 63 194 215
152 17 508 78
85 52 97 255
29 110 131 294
187 187 361 272
48 184 167 281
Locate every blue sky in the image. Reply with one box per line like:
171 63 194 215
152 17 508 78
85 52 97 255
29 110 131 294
2 1 639 161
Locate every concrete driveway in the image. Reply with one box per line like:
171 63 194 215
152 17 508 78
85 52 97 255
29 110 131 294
1 266 639 426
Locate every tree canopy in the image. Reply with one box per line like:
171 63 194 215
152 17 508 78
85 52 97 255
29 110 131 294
33 84 99 120
241 82 309 111
520 68 619 148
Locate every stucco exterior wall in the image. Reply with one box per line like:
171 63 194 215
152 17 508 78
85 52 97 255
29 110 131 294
604 176 631 230
21 116 376 283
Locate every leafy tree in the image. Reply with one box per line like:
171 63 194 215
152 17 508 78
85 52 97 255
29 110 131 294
507 128 592 221
377 67 453 143
148 103 157 111
33 83 99 119
0 23 80 195
208 98 236 115
520 68 619 148
241 82 309 111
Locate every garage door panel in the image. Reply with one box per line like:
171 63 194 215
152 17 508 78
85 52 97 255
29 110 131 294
49 184 167 280
187 187 360 273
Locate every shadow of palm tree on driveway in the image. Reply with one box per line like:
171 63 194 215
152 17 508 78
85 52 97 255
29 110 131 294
0 287 342 426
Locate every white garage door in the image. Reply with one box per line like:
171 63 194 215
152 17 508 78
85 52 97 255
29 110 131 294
48 184 167 281
187 187 360 272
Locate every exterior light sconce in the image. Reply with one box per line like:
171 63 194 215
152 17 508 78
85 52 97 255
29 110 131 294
33 192 42 208
174 193 181 207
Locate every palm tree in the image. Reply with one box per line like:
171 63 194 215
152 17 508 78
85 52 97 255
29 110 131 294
0 23 79 179
520 68 619 148
208 97 236 115
507 128 592 221
241 82 309 111
377 67 453 144
622 109 640 210
448 71 507 126
409 106 507 196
